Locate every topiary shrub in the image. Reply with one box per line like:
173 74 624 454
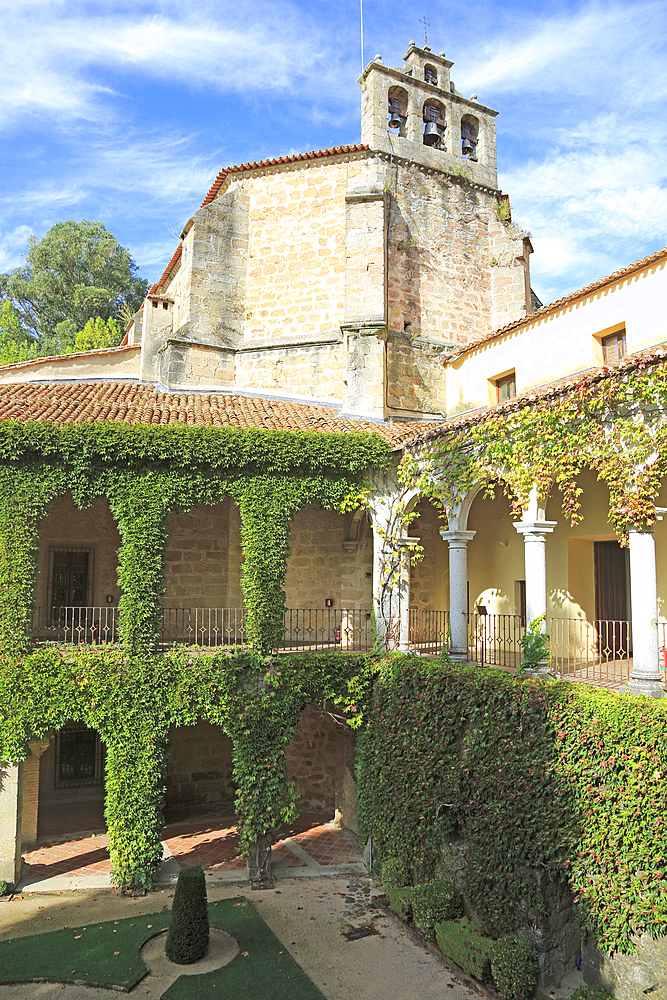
435 917 494 982
381 857 410 889
412 880 464 939
386 885 413 920
490 934 539 1000
569 988 613 1000
165 865 210 964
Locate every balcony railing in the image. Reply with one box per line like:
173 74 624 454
29 607 664 690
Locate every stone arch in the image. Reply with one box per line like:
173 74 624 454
460 113 479 161
388 85 408 137
424 63 438 86
423 98 447 149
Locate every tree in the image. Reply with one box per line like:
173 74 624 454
0 301 39 367
0 220 148 347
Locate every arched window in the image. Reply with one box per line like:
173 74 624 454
388 86 408 137
423 99 446 149
461 114 479 161
424 64 438 86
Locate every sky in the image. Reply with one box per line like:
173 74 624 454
1 0 666 307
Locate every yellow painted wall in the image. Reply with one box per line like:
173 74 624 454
446 259 667 417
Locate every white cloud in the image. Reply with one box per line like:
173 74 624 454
0 225 34 272
0 0 351 130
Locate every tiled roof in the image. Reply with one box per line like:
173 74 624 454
0 345 139 373
0 380 440 446
406 344 667 449
454 245 667 358
150 144 369 294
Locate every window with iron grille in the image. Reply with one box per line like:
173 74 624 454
55 723 104 788
602 329 626 365
47 547 94 622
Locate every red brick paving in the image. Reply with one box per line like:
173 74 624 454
24 813 362 883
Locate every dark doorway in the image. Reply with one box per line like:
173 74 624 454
49 547 93 621
594 541 631 656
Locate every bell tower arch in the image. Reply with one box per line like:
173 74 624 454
359 41 498 190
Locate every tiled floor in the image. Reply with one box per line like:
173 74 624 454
22 813 363 888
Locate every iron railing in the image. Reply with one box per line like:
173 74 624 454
467 612 525 667
549 616 632 685
28 606 664 691
281 608 375 651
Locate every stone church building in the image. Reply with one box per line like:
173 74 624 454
1 41 667 878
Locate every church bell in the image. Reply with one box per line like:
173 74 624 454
423 122 444 147
388 98 403 129
462 137 475 156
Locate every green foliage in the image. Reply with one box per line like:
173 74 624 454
356 656 667 954
411 880 464 938
165 866 210 964
386 885 413 919
434 918 494 982
0 301 39 366
569 987 613 1000
0 880 7 896
0 421 388 654
518 614 550 674
0 647 365 887
71 317 123 353
381 857 410 889
1 220 147 342
490 934 539 1000
402 358 667 538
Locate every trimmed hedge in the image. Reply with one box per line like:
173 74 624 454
357 654 667 953
411 880 464 939
490 934 539 1000
434 918 494 982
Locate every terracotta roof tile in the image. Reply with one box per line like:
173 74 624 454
150 145 369 294
0 380 440 447
407 344 667 448
455 246 667 358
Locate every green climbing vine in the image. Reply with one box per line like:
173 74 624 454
402 358 667 539
0 421 389 654
0 645 367 888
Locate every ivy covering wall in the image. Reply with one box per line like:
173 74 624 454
356 655 667 954
0 646 365 890
404 358 667 537
0 420 389 653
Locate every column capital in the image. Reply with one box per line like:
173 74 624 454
440 529 476 546
514 520 557 538
396 537 421 548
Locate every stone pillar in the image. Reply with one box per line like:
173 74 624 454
0 763 23 889
440 529 475 660
627 528 665 698
397 538 420 653
513 520 557 623
20 739 50 847
440 529 476 660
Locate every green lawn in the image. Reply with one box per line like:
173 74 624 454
0 897 326 999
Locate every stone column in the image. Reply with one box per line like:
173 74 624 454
0 763 23 889
440 529 476 661
397 538 420 653
627 528 665 698
513 520 557 624
20 739 50 847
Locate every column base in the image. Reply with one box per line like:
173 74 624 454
449 649 469 663
627 676 666 698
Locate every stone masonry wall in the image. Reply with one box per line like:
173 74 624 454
36 493 122 610
164 499 241 609
285 704 354 812
386 334 448 414
243 161 354 343
234 340 344 401
409 499 441 611
165 722 235 820
284 505 345 609
387 164 529 348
